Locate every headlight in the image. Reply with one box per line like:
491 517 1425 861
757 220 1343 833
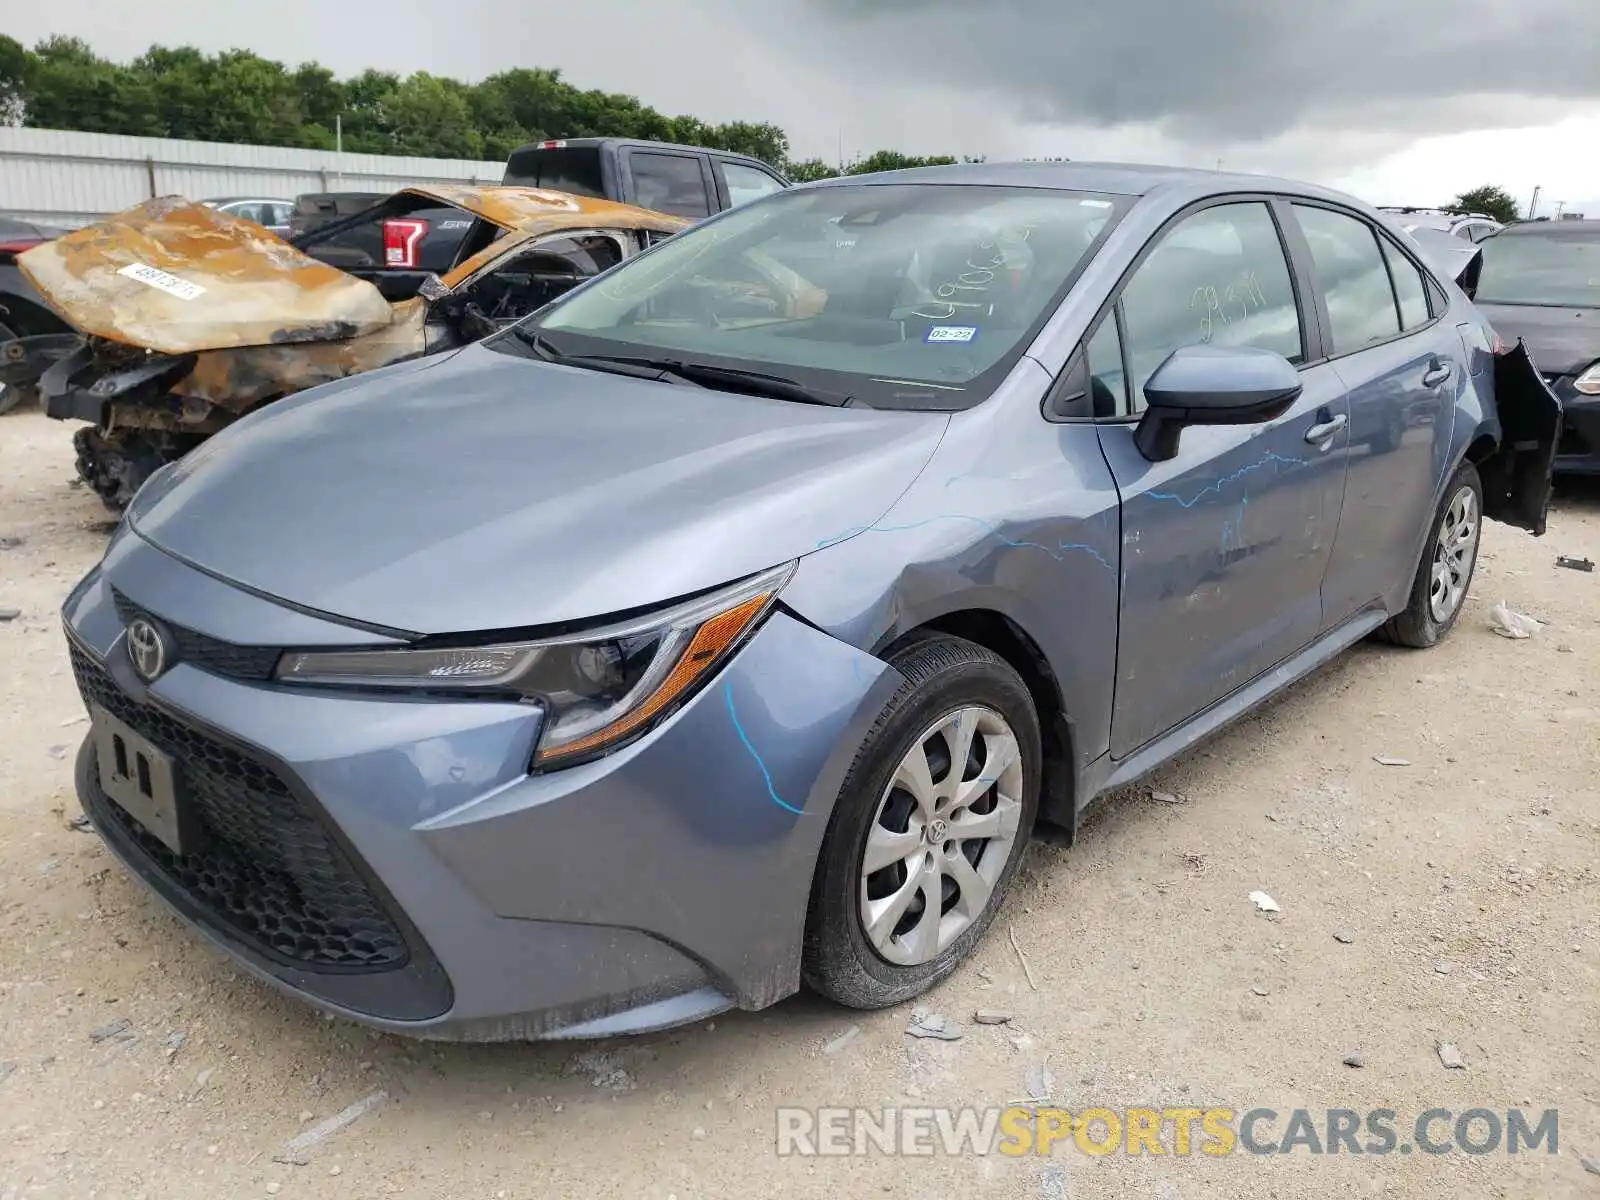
276 562 795 767
1575 363 1600 395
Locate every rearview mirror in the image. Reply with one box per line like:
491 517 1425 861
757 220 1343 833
1134 344 1303 462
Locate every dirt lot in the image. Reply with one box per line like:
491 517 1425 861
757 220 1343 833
1 408 1597 1199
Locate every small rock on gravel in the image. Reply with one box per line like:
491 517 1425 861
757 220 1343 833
973 1010 1012 1026
1333 930 1354 944
1434 962 1452 975
1373 756 1411 767
0 607 20 622
906 1013 962 1041
822 1025 861 1055
1342 1052 1365 1069
1579 1154 1600 1177
1436 1042 1466 1070
88 1018 132 1043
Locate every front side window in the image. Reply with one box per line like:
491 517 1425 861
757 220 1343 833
720 162 785 209
1474 233 1600 308
1085 314 1128 417
1118 201 1304 408
500 183 1131 410
1293 204 1402 352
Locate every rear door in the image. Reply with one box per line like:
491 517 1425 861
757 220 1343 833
1286 202 1460 625
623 149 716 220
1093 198 1352 755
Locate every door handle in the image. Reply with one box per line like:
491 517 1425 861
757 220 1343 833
1304 412 1348 444
1422 360 1453 387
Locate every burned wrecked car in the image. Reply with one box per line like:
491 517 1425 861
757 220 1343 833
12 185 689 507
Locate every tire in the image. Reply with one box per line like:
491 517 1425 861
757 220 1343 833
802 634 1042 1009
1378 461 1483 648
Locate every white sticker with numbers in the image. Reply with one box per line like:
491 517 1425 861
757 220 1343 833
117 263 207 301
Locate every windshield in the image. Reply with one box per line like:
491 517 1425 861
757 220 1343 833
493 183 1130 409
1475 233 1600 308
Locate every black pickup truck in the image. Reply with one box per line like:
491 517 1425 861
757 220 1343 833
292 139 789 301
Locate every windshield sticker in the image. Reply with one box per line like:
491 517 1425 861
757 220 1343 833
117 263 206 301
926 325 978 343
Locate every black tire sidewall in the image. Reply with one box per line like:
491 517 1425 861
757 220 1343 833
803 638 1041 1007
1406 463 1484 645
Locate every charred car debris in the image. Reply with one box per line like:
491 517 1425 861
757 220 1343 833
5 185 689 507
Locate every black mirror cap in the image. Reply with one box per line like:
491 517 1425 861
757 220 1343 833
1134 344 1303 462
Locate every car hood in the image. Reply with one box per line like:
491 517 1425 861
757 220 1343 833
127 344 949 634
1474 302 1600 378
17 196 395 355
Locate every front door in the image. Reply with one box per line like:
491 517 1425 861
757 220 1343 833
1092 199 1352 756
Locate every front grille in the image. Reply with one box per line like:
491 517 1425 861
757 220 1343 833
69 643 408 972
111 589 281 681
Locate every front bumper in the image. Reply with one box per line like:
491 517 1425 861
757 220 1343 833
62 528 897 1040
1547 376 1600 474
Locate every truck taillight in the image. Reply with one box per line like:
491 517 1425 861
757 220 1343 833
538 140 567 149
382 218 428 268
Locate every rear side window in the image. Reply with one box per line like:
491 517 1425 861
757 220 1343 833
718 161 785 209
1292 205 1401 352
629 152 712 219
1117 201 1304 409
1378 237 1431 330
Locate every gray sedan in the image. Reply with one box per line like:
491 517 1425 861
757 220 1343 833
61 162 1559 1040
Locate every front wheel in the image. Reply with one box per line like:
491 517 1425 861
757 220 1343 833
802 634 1041 1009
1379 462 1483 648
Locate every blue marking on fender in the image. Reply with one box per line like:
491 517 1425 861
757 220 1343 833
725 681 805 816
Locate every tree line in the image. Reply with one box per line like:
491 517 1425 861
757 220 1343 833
0 35 972 182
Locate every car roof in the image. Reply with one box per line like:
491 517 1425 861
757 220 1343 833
1497 218 1600 237
509 138 777 167
810 159 1365 205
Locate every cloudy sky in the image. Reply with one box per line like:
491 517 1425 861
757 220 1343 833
10 0 1599 214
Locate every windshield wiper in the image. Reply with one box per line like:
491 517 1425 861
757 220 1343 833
515 331 699 386
582 356 853 407
513 333 854 406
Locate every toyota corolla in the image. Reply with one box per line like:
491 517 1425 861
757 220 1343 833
61 162 1559 1040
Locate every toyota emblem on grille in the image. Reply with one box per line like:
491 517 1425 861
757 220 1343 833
126 616 171 682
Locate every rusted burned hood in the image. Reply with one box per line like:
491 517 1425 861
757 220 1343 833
17 196 395 355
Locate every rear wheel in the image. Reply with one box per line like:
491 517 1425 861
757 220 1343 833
1379 462 1483 648
802 635 1041 1009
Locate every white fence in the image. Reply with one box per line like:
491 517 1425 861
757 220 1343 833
0 127 507 228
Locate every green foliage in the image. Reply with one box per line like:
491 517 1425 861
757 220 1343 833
8 38 967 182
1448 185 1522 225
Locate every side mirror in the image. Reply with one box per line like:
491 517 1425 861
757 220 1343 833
1134 344 1303 462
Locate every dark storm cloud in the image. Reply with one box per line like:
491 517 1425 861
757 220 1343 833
794 0 1597 141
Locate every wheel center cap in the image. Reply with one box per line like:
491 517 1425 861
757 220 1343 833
926 818 949 844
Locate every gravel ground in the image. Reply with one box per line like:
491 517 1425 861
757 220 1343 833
2 409 1598 1199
